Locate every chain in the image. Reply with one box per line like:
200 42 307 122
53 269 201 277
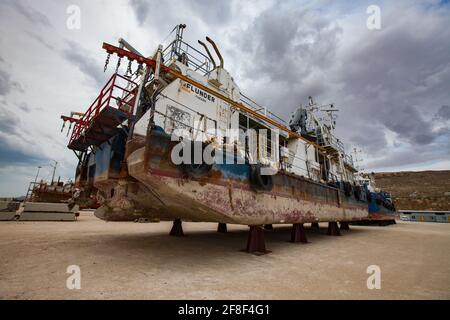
127 59 133 76
104 53 111 72
115 57 121 74
134 64 143 76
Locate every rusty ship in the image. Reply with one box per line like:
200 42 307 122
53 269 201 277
353 173 397 226
61 25 369 253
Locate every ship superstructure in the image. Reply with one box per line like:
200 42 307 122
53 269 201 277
61 25 369 253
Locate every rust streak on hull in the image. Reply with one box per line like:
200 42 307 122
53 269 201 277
113 129 369 225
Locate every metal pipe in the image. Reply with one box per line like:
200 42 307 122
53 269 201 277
34 166 42 184
205 36 223 68
197 40 216 69
50 160 58 185
118 38 143 56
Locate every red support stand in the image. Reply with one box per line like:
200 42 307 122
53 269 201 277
340 221 350 230
290 223 308 243
169 219 184 237
245 226 270 255
264 224 274 231
327 222 341 236
311 222 320 229
217 223 227 233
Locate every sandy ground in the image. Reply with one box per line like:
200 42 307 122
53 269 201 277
0 212 449 300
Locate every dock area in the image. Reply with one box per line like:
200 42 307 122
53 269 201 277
0 211 449 300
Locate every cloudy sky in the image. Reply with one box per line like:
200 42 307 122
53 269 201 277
0 0 449 197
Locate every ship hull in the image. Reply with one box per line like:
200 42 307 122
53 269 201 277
349 196 397 226
94 127 369 225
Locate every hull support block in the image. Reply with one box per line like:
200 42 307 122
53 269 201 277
340 221 350 230
217 223 227 233
290 223 308 243
327 221 341 236
169 219 184 237
245 226 270 255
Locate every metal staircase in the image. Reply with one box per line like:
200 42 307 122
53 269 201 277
63 73 138 152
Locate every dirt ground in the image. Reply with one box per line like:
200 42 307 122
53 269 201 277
0 212 449 300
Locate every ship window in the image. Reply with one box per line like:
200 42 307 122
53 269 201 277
238 113 249 153
279 135 287 147
239 113 248 130
247 118 270 157
239 113 277 161
266 129 272 157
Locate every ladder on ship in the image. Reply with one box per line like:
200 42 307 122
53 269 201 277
61 73 139 152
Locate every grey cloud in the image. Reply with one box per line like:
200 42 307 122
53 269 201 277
4 0 53 28
435 105 450 120
0 140 46 166
26 31 55 51
61 40 106 87
384 105 435 145
17 102 31 112
129 0 232 28
0 103 48 167
230 5 342 124
183 0 232 25
333 5 450 152
0 104 20 135
0 69 24 96
349 123 388 153
238 7 342 84
129 0 150 25
225 1 449 171
365 132 450 170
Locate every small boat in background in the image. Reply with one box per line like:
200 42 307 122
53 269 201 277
352 173 397 226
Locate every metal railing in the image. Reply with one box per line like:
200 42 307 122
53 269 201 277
240 93 288 126
319 131 345 153
163 39 213 75
69 73 138 146
343 153 355 167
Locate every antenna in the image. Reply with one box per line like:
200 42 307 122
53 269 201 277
50 160 58 184
319 103 339 131
34 166 42 184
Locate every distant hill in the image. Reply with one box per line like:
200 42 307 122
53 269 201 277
374 170 450 211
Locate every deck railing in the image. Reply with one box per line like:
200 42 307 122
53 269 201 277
69 73 138 146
